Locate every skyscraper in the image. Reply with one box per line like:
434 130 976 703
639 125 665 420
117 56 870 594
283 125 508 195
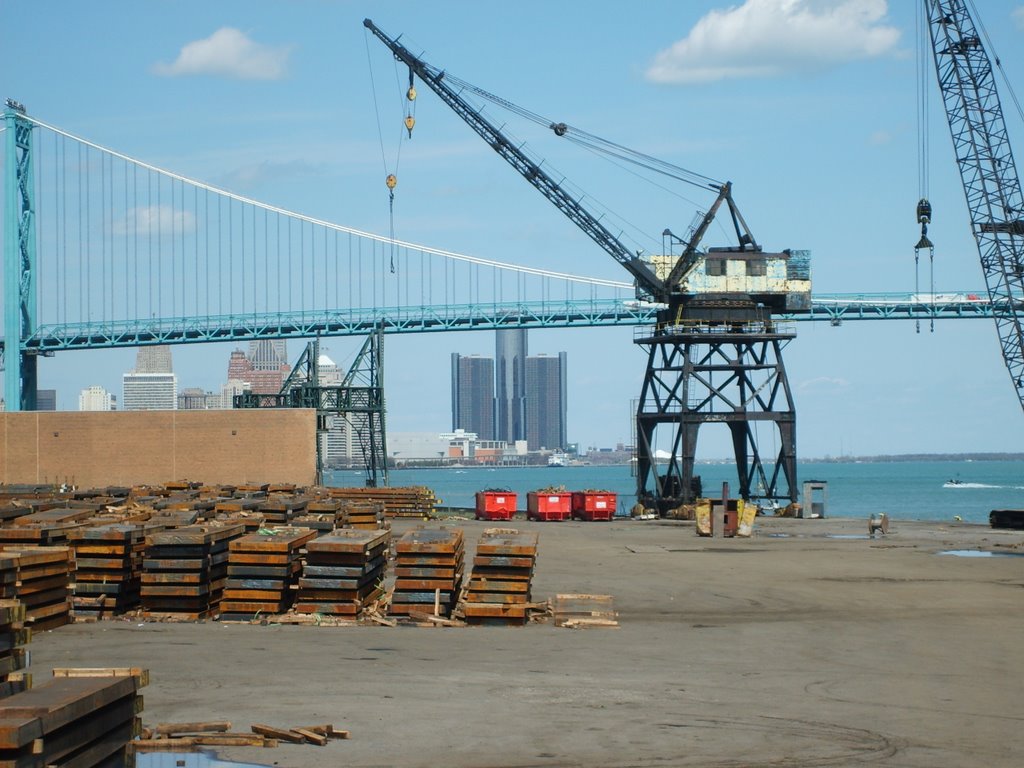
123 345 177 410
79 385 116 411
248 340 289 371
495 328 527 443
525 352 567 451
451 354 495 440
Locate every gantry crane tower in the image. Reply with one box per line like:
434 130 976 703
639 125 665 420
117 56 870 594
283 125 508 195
923 1 1024 411
364 20 812 513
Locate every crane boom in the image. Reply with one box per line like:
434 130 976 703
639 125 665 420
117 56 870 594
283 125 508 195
924 1 1024 411
363 18 667 298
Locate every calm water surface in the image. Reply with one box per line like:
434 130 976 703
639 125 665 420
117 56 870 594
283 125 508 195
326 459 1024 525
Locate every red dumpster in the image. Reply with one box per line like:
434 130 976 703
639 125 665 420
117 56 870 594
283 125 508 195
526 490 572 521
571 491 617 521
475 490 517 521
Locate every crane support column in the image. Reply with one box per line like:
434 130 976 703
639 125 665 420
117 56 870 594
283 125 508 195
3 105 37 412
635 303 797 513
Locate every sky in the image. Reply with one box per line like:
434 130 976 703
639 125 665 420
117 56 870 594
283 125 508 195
4 0 1024 458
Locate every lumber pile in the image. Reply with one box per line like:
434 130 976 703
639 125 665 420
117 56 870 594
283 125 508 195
295 530 389 618
327 486 437 519
0 598 30 699
390 528 465 620
68 523 150 620
141 523 245 620
2 547 74 631
220 528 317 620
0 668 146 766
461 530 539 626
552 593 619 628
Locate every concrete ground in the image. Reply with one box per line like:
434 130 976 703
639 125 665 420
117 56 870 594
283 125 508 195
28 516 1024 767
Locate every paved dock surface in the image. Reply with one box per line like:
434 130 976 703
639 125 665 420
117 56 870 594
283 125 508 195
30 516 1024 767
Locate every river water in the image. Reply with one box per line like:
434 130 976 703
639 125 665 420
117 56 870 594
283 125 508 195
325 459 1024 525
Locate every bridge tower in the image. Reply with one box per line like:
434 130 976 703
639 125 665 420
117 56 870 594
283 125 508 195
3 102 37 411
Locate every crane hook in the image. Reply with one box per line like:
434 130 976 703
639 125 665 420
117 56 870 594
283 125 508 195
404 115 415 138
386 173 397 191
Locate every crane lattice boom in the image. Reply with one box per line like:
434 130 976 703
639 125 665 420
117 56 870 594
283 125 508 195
925 0 1024 409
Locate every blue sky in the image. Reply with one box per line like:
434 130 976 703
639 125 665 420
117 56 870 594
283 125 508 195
5 0 1024 457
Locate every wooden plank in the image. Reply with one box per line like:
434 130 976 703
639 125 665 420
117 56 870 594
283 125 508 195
251 723 305 743
51 667 149 687
151 721 231 735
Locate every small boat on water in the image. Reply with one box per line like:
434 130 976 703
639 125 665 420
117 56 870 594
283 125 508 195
547 452 566 467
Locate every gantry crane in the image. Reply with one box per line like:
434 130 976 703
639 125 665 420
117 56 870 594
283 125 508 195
923 1 1024 412
364 19 811 513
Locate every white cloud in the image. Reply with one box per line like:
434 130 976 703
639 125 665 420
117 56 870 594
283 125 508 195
1014 7 1024 30
646 0 901 84
799 376 849 392
115 205 195 237
154 28 290 80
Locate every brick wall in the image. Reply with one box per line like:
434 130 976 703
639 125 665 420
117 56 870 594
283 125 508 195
0 410 317 488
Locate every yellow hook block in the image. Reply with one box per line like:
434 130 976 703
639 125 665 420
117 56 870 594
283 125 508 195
386 174 397 190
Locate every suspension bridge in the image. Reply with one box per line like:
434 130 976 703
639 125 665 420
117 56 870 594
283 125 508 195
1 108 1001 411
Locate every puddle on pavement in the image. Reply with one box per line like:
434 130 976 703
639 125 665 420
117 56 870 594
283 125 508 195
937 549 1024 558
826 534 871 540
135 753 265 768
764 533 790 538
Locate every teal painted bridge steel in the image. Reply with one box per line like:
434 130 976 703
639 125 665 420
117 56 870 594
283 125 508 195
4 293 1002 353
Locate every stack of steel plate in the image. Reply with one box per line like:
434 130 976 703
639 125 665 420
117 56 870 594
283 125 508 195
68 524 150 620
291 512 339 535
0 670 145 766
257 496 309 525
390 528 464 619
295 530 390 617
220 527 318 620
2 547 75 631
0 597 29 699
328 486 437 519
141 524 245 620
462 531 539 626
0 508 92 547
343 502 388 530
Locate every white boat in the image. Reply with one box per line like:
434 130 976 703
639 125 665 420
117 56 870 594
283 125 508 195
547 453 566 467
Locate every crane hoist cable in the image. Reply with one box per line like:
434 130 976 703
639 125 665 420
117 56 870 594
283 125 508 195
438 69 725 192
915 0 935 333
365 29 416 275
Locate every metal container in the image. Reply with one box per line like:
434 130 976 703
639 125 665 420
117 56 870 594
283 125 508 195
474 491 517 521
527 491 572 522
571 491 616 521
